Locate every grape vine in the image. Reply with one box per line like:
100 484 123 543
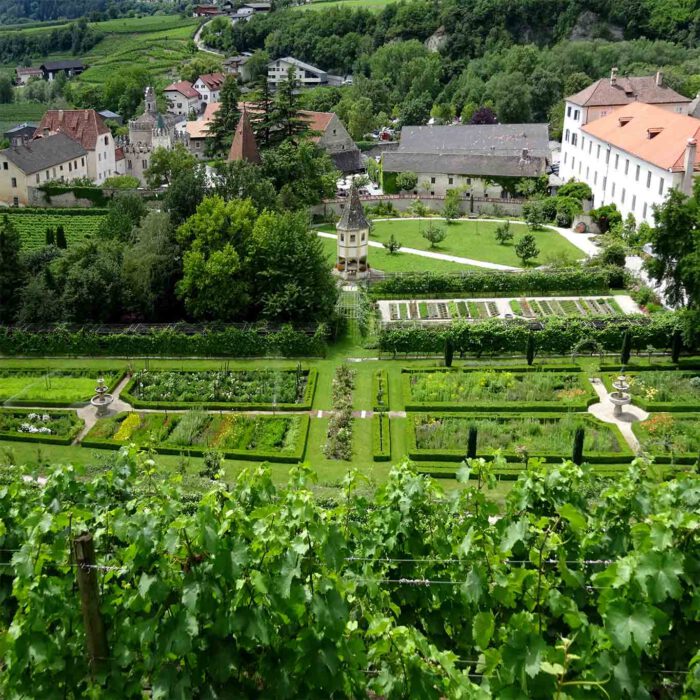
0 449 699 698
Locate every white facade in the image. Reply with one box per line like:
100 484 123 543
90 131 117 184
193 77 223 105
164 89 200 117
268 58 327 87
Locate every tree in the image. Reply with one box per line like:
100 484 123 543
558 181 593 202
55 225 67 250
383 233 401 255
244 50 271 83
98 193 147 242
620 330 632 366
266 67 308 146
600 242 626 268
45 227 55 247
249 75 275 148
247 210 338 322
572 427 585 465
0 215 23 322
164 165 209 226
523 200 547 230
466 425 477 459
347 96 375 141
526 333 535 366
0 76 13 104
444 336 454 367
495 220 513 245
442 189 461 223
176 196 257 320
103 175 140 190
180 56 223 84
469 106 497 125
211 160 277 212
515 234 539 266
396 172 418 192
206 75 241 157
145 144 198 188
671 329 683 364
486 71 532 123
399 95 432 126
422 221 446 248
590 204 622 234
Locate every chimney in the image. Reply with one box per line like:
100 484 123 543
610 67 618 85
681 137 696 195
656 71 663 87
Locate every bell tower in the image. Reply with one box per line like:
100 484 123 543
336 185 369 279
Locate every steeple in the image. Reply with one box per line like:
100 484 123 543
144 86 156 114
337 184 369 231
228 108 260 164
336 184 370 279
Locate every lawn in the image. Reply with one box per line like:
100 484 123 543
3 210 107 251
326 219 585 268
318 233 481 273
0 369 120 404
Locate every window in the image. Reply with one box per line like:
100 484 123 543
448 176 453 185
466 178 471 185
605 149 610 164
2 162 7 170
35 174 40 183
646 171 652 187
565 129 570 142
127 160 132 170
581 136 585 150
571 133 578 146
340 234 344 242
563 153 567 164
574 109 579 120
142 160 148 170
643 203 648 218
350 234 356 243
12 197 18 206
571 157 575 169
567 106 571 117
60 165 63 171
586 166 589 178
614 154 619 169
588 141 592 154
52 168 56 177
603 176 607 190
104 136 108 146
81 158 85 166
597 145 601 159
632 195 636 211
611 183 615 197
621 188 625 204
578 161 582 174
11 177 17 187
69 162 72 172
593 171 597 184
624 159 629 175
430 177 435 184
361 232 366 241
98 153 101 162
635 164 640 181
658 177 664 194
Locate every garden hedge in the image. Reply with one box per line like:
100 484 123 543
405 413 632 464
372 414 391 461
379 314 683 357
372 369 389 412
369 267 626 298
0 324 329 358
401 370 596 412
120 369 318 411
602 373 700 412
0 409 83 446
81 414 310 464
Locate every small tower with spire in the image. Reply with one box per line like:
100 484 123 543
336 185 369 279
144 86 157 115
228 108 260 164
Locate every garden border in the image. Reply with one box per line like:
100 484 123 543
372 413 391 461
372 369 390 412
601 372 700 412
631 414 700 465
0 408 83 446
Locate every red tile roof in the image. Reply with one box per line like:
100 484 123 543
300 111 334 138
566 75 690 108
115 147 124 161
198 73 225 91
35 109 109 151
164 80 201 99
582 102 700 171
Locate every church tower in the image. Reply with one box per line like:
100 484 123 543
336 185 369 279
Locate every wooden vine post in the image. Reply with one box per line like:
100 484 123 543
72 532 109 677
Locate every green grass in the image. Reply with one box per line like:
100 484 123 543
318 233 481 273
4 210 107 251
351 219 584 268
0 103 47 138
0 370 119 404
295 0 394 10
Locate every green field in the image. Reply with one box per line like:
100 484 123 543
318 219 584 268
295 0 395 10
4 210 107 251
0 103 46 139
0 369 120 404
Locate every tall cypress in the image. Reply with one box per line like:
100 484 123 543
207 75 241 157
620 330 632 366
55 225 67 249
249 75 274 148
671 330 683 364
526 332 535 366
266 67 308 146
0 215 23 323
467 426 477 460
45 227 55 246
444 336 454 367
572 427 585 465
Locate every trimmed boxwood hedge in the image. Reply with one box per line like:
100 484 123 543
372 369 389 412
81 413 310 464
379 314 683 357
0 324 329 358
0 408 83 446
372 414 391 461
405 413 632 464
401 368 595 412
120 369 318 411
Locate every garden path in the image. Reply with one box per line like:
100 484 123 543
73 375 132 444
317 231 519 271
587 377 648 452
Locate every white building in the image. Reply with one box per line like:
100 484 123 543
564 102 700 224
163 81 202 117
268 57 328 88
34 109 116 184
560 69 690 184
193 73 225 106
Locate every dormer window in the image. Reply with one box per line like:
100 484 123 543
647 128 663 139
618 117 632 126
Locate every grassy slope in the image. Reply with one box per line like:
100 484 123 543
295 0 394 10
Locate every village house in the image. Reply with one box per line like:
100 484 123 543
566 102 700 224
35 109 115 184
302 111 362 173
163 81 202 116
381 123 550 197
268 57 328 88
98 109 123 125
223 54 253 82
559 69 691 183
39 59 85 81
0 133 88 206
14 67 43 85
4 123 38 147
193 73 226 105
192 4 222 17
185 102 218 159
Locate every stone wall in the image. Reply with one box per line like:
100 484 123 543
27 188 94 208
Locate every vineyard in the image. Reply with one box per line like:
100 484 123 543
4 209 107 250
1 453 699 697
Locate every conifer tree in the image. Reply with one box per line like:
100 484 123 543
249 75 274 148
55 225 67 249
267 67 308 146
0 215 23 322
45 227 55 246
207 75 241 157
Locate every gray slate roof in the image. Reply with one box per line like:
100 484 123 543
331 149 363 173
40 59 85 71
383 123 549 177
337 186 369 231
4 122 37 135
1 133 86 174
273 57 327 77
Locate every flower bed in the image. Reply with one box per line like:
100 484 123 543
122 368 317 410
0 409 83 445
372 369 389 411
632 413 700 465
402 368 595 411
407 413 630 463
603 372 700 411
0 369 123 406
324 364 355 460
372 414 391 462
82 411 309 463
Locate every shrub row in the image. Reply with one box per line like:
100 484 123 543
0 409 83 446
121 369 318 411
372 413 391 462
81 414 311 464
372 369 389 412
0 325 329 358
369 267 626 298
2 206 109 217
400 365 581 374
379 315 683 357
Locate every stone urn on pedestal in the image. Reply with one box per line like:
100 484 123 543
609 374 632 417
90 377 114 417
